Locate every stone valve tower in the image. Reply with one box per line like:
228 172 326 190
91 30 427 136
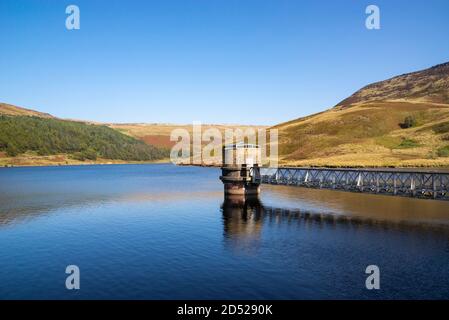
219 143 262 197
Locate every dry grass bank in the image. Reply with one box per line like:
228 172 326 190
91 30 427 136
275 101 449 168
0 152 170 167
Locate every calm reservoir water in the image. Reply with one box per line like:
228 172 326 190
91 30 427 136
1 164 449 299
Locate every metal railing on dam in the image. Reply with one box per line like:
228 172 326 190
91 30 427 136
260 167 449 200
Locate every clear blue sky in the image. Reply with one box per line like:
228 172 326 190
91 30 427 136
1 0 448 125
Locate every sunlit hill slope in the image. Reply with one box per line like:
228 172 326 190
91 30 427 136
0 104 169 166
275 62 449 167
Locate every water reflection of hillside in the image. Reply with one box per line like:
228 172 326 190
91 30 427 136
221 195 449 251
262 185 449 227
0 190 222 227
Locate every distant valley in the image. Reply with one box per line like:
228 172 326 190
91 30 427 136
0 104 169 166
2 62 449 167
0 103 265 166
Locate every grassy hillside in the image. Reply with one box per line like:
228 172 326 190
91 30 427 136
109 123 268 149
0 115 169 164
275 62 449 167
0 103 266 166
335 62 449 108
0 102 54 118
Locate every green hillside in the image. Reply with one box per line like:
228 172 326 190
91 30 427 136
0 115 169 161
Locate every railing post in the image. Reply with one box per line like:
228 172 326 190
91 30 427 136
357 172 363 191
433 174 437 199
376 174 380 193
332 172 336 189
393 174 397 195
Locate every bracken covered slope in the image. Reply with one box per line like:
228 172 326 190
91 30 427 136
274 62 449 167
335 62 449 108
0 102 54 118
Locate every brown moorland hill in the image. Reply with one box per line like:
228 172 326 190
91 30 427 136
335 62 449 108
109 123 268 149
274 62 449 167
0 102 54 118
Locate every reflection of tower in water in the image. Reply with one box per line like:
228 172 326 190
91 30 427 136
221 195 264 251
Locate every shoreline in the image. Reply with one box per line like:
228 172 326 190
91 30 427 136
2 156 449 171
178 162 449 172
0 155 171 168
0 161 172 169
3 162 449 171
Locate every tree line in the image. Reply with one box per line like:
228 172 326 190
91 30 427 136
0 115 169 161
